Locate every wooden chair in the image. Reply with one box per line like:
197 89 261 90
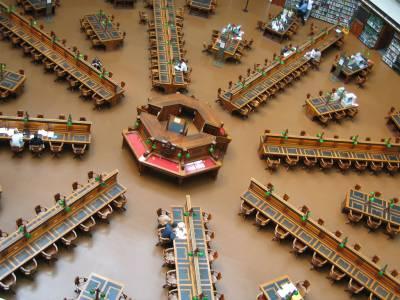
74 276 88 293
272 224 290 241
255 211 270 229
356 75 367 88
72 144 87 158
387 162 400 173
34 205 48 216
97 204 113 223
233 53 242 63
49 141 64 156
266 157 280 170
61 230 78 247
304 156 317 167
41 243 59 261
334 110 346 121
168 289 178 299
54 67 67 81
291 238 308 254
347 108 358 118
285 155 299 168
386 222 400 238
370 161 384 172
19 258 38 276
355 160 368 171
11 145 24 156
327 265 346 282
91 38 103 49
320 158 333 169
79 216 96 234
0 272 16 291
112 195 127 210
93 94 107 109
256 21 266 31
318 113 332 124
347 278 364 295
346 209 363 224
79 85 93 99
310 251 328 269
30 145 44 157
239 200 255 218
162 248 175 267
367 216 382 230
67 76 80 90
0 89 10 100
163 270 177 289
138 11 148 25
338 159 351 171
295 280 310 297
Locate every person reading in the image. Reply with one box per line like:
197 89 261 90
29 133 45 151
174 59 188 73
10 129 24 149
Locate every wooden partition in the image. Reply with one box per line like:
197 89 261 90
241 178 400 299
0 2 124 105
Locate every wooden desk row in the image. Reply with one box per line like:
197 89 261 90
80 13 125 50
343 187 400 237
0 69 26 99
186 0 216 16
0 2 125 107
0 111 91 155
387 108 400 136
304 93 358 125
217 25 344 118
0 170 127 290
259 131 400 173
170 198 216 300
148 0 188 93
241 178 400 300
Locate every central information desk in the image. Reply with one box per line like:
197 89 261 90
77 273 125 300
171 200 215 300
217 25 343 117
0 170 127 288
0 2 124 106
122 94 231 183
0 112 92 153
149 0 188 93
241 178 400 300
259 131 400 173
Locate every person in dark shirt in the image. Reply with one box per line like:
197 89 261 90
29 133 45 150
162 222 177 241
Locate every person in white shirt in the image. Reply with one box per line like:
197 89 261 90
174 59 188 73
10 130 24 148
305 0 314 21
305 48 321 62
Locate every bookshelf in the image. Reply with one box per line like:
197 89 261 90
359 14 384 47
382 34 400 72
285 0 359 27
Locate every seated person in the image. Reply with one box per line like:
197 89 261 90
158 212 171 227
10 129 24 149
305 48 321 62
168 291 178 300
166 271 177 286
174 222 187 239
29 133 45 150
174 59 188 73
162 222 177 241
91 57 103 71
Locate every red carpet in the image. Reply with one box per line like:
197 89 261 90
147 154 180 173
126 132 147 157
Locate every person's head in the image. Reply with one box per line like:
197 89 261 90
171 222 178 228
14 129 19 134
315 48 320 52
34 133 39 139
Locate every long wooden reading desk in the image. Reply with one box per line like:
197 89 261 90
217 25 344 117
0 69 26 99
343 188 400 237
0 111 92 154
186 0 216 16
0 2 125 107
170 197 215 300
123 94 231 183
0 170 127 290
259 131 400 173
148 0 188 93
304 93 358 125
241 178 400 300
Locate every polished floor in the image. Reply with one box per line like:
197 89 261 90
0 0 399 299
